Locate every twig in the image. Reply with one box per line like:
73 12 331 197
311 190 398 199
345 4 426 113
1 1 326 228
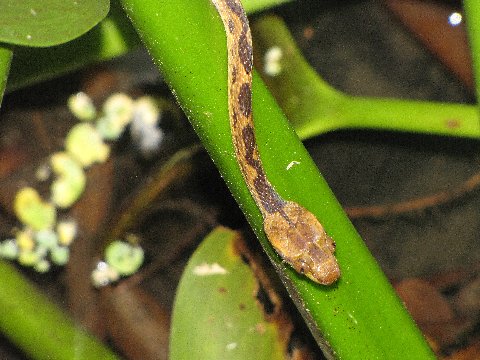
124 198 218 287
345 172 480 219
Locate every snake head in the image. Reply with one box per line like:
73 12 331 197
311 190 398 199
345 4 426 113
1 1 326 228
298 237 340 285
263 201 340 285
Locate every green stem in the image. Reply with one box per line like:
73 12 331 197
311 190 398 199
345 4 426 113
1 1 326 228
10 1 476 139
120 0 435 358
0 260 119 360
305 96 480 139
252 15 480 140
0 46 13 107
242 0 292 12
464 0 480 106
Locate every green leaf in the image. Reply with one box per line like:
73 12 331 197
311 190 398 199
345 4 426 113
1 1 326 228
14 187 56 231
0 0 109 47
6 2 140 92
170 227 284 359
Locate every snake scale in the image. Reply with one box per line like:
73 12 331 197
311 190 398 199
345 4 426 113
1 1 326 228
211 0 340 285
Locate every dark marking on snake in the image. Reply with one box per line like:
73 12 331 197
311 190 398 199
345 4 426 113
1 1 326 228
238 32 253 73
238 83 251 117
242 124 260 168
228 18 235 33
231 65 237 84
225 0 247 26
232 108 238 126
254 172 284 214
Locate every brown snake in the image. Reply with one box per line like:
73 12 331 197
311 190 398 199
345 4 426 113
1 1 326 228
211 0 340 285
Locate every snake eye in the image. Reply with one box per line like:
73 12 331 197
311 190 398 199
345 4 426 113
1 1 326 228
296 258 308 274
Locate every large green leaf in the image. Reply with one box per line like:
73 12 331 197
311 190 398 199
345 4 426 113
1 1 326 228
170 227 285 359
0 0 109 47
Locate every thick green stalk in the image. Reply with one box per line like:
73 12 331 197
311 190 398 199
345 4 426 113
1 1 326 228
464 0 480 106
252 15 480 140
0 260 119 360
120 0 435 358
0 46 13 107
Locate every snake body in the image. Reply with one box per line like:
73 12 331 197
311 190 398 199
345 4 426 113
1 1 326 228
211 0 340 285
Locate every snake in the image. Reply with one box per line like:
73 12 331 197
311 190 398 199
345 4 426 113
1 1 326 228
211 0 340 285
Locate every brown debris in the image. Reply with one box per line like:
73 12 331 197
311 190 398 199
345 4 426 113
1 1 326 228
66 159 114 337
394 268 480 357
384 0 473 90
100 284 170 360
